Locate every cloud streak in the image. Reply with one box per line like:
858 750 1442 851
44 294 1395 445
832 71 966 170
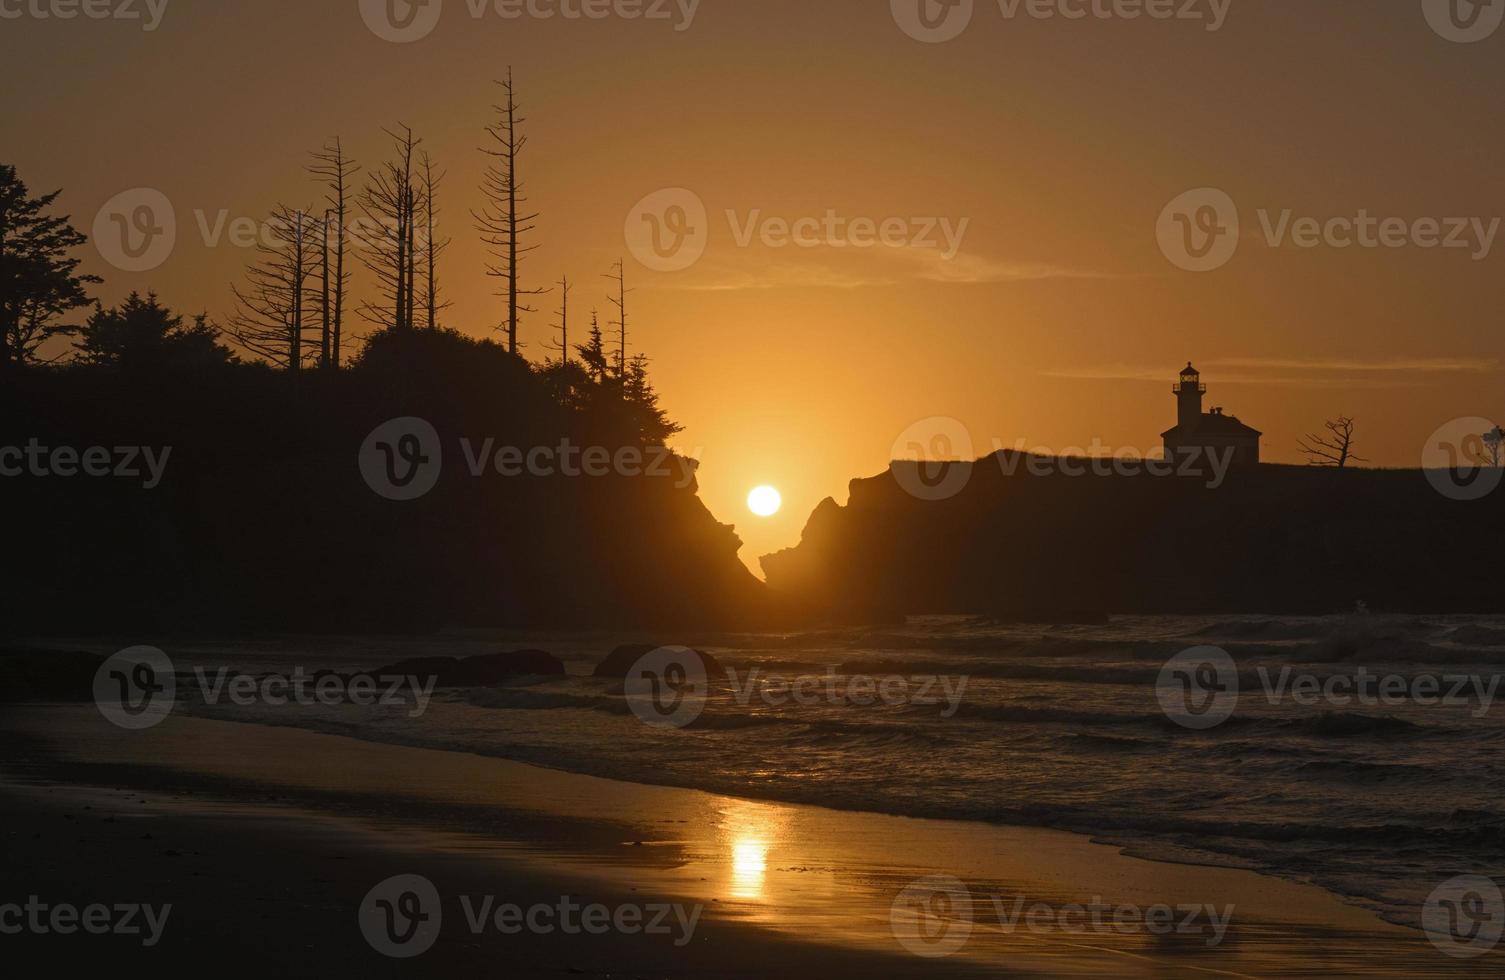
1045 356 1498 388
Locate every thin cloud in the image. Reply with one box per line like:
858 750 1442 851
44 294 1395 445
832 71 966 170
1209 357 1495 374
882 245 1119 285
649 245 1118 292
1045 357 1497 389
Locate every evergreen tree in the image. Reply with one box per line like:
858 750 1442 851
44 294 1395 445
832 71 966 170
75 292 235 370
0 164 99 371
575 308 609 383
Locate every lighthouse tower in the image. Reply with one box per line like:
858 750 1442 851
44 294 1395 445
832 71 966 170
1175 362 1207 430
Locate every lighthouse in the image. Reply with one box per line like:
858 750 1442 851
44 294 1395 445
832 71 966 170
1161 362 1262 467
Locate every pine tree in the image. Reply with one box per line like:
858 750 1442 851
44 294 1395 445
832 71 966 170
575 308 608 384
0 164 99 371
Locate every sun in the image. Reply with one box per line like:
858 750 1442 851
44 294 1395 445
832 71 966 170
747 485 782 518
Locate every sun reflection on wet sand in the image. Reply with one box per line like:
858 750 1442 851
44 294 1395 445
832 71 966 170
731 839 769 899
717 800 785 902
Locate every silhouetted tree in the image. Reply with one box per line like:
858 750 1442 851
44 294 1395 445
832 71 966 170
603 259 630 380
475 68 544 355
308 139 358 369
420 151 451 330
359 126 421 332
545 274 571 365
1300 417 1367 470
576 309 608 383
75 292 234 370
623 352 682 443
0 164 99 371
1484 426 1504 467
227 206 320 370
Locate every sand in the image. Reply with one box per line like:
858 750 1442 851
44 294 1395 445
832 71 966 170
1 704 1498 977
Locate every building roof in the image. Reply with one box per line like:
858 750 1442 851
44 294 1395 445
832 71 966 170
1162 411 1263 440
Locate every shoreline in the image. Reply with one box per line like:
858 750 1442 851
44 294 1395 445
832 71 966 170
3 705 1491 976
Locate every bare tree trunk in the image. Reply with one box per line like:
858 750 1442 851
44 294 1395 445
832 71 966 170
604 260 630 380
475 67 544 355
320 209 331 368
309 139 358 368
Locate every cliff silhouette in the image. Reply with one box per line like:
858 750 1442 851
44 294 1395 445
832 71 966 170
0 327 770 634
761 451 1505 621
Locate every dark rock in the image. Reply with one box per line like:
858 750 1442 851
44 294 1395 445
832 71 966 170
0 650 106 702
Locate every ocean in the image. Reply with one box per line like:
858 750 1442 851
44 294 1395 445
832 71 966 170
157 612 1505 932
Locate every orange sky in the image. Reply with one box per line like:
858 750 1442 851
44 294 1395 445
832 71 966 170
5 0 1503 573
